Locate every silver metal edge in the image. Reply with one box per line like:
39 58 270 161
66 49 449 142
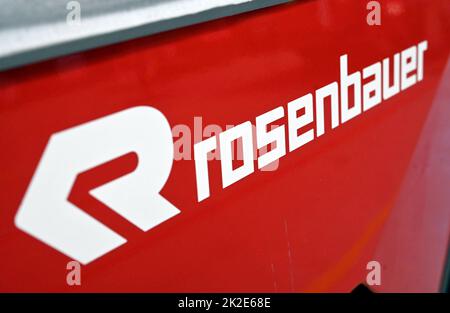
0 0 291 72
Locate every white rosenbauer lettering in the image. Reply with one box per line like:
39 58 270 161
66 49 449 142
194 40 428 201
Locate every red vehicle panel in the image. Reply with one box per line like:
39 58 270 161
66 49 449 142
0 0 449 292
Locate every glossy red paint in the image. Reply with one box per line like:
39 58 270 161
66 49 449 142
0 0 449 292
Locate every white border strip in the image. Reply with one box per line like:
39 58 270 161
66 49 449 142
0 0 253 59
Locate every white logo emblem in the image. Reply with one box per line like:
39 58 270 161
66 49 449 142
15 106 180 264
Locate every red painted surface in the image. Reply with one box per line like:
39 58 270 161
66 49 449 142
0 0 449 292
